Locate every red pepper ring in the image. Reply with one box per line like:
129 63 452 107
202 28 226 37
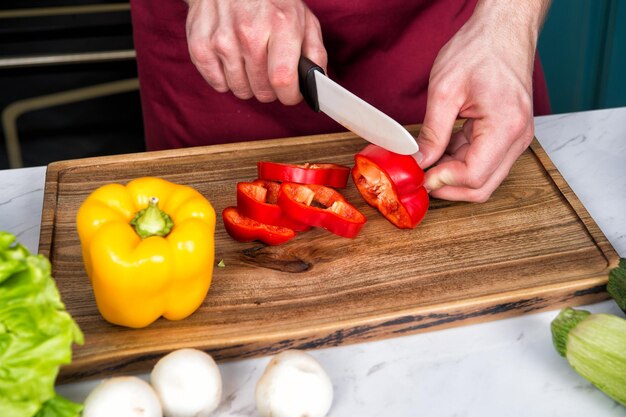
352 144 429 229
278 183 366 238
258 161 351 188
237 180 311 232
222 207 296 246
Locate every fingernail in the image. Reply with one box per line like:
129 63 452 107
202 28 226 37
423 174 443 193
412 151 424 166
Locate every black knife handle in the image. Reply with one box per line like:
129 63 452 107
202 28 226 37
298 56 325 112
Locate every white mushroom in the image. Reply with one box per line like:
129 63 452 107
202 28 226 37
82 376 162 417
255 350 333 417
150 348 222 417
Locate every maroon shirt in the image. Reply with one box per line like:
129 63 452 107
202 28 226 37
130 0 550 150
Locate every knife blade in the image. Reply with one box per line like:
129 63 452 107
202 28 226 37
298 56 419 155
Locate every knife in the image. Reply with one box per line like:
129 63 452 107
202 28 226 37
298 56 419 155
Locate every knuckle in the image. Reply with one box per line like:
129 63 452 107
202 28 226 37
430 78 456 105
202 71 228 92
465 170 490 190
236 24 263 52
273 8 297 25
280 95 302 106
418 124 440 146
233 90 253 100
308 11 322 28
520 129 534 149
255 90 277 103
505 92 533 136
305 12 324 36
230 83 253 99
188 40 228 92
508 109 530 138
211 31 235 57
309 47 328 67
188 38 213 66
471 188 492 203
269 65 298 89
211 81 229 93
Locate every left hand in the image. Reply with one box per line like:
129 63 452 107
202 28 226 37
415 0 550 202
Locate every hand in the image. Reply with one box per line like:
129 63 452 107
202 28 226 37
185 0 327 104
415 0 550 202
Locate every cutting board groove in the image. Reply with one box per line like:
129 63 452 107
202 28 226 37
39 125 618 383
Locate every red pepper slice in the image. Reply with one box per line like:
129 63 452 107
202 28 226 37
222 207 296 245
237 180 311 232
258 161 351 188
352 144 429 229
278 183 366 238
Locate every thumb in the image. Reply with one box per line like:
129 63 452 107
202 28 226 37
415 94 459 168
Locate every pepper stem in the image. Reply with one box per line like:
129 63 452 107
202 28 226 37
550 307 591 357
130 197 174 239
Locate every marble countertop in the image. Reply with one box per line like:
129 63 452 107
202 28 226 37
1 107 625 416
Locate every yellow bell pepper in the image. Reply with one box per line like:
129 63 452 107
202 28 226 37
76 177 216 328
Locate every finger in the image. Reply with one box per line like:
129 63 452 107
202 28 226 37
437 147 469 166
211 26 253 99
442 142 470 163
189 43 229 93
236 19 276 103
424 119 517 192
267 16 304 105
445 129 469 155
242 41 276 103
428 129 531 202
186 3 229 92
425 142 469 182
301 11 327 72
244 62 276 103
415 82 462 168
429 142 521 202
218 51 253 99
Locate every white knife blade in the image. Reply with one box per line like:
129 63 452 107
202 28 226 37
298 57 418 155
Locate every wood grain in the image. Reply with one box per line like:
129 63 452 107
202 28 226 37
39 126 618 383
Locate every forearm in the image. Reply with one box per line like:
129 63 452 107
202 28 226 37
472 0 551 49
475 0 551 28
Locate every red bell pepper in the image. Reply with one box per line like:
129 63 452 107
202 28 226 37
237 180 311 232
222 207 296 245
352 144 429 229
257 161 350 188
278 183 366 238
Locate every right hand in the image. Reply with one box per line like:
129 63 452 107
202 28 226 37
414 0 545 203
185 0 327 104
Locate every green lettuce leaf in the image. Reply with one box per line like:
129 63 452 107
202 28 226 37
34 395 83 417
0 231 83 417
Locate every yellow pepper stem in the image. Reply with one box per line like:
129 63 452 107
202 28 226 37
130 196 174 239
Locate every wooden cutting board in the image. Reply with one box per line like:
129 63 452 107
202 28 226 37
39 126 618 383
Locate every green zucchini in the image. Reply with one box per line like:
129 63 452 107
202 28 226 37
551 307 626 406
607 258 626 313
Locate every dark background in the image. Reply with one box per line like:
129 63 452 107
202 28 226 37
1 0 625 169
0 0 143 169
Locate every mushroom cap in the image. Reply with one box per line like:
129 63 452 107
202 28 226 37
256 350 333 417
151 348 222 417
82 376 162 417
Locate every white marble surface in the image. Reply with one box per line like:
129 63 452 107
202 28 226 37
1 108 625 416
535 108 626 257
